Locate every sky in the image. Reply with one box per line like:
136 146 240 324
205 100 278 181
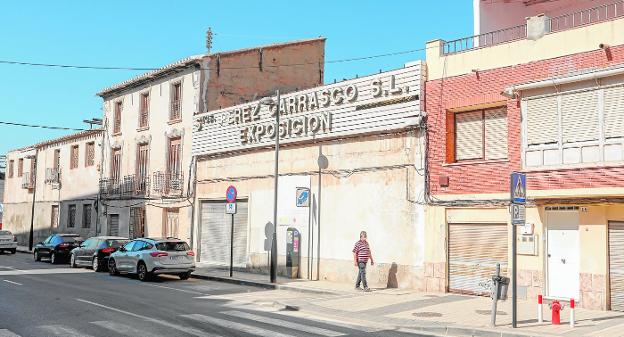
0 1 473 158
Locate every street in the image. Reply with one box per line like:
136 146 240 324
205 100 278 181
0 252 439 337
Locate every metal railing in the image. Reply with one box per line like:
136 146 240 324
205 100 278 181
45 168 61 184
99 177 120 196
152 171 184 197
100 175 149 197
549 0 624 32
21 172 35 189
170 100 181 121
442 24 527 55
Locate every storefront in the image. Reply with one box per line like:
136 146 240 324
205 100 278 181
191 62 428 288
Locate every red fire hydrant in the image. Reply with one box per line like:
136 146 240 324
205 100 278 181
551 300 562 325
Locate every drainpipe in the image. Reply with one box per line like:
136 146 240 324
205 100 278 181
28 148 39 251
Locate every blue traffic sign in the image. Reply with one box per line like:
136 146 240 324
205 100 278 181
296 187 310 207
510 172 526 204
226 185 237 203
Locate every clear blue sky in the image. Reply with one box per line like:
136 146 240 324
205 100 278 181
0 1 472 156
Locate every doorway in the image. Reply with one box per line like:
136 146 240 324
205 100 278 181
546 207 580 299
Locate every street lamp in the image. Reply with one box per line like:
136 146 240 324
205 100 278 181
259 90 281 283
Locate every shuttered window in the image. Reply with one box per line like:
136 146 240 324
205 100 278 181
604 86 624 139
453 107 508 162
526 96 558 145
485 108 508 160
561 90 598 143
85 142 95 167
610 221 624 311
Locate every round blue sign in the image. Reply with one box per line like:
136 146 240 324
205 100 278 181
226 185 237 203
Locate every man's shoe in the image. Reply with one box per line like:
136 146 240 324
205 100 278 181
355 286 361 290
363 287 372 292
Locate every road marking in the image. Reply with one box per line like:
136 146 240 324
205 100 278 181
0 268 92 276
276 311 386 333
91 321 165 337
76 299 221 337
38 325 94 337
0 329 21 337
181 314 297 337
146 283 205 295
222 310 345 336
2 280 22 286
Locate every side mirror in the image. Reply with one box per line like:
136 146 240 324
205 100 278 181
119 247 126 252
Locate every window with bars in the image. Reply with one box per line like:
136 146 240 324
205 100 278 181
18 158 23 177
8 160 13 178
113 101 123 134
446 107 508 163
139 92 150 128
85 142 95 167
70 145 79 169
68 204 76 228
82 204 92 228
170 82 182 121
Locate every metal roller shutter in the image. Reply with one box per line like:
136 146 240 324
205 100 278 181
561 90 599 143
485 108 508 160
200 200 248 267
456 111 484 160
449 223 508 295
108 214 119 236
604 86 624 139
609 221 624 311
526 96 558 145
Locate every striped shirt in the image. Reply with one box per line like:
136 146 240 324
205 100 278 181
352 240 371 263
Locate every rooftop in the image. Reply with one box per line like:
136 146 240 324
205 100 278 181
8 129 103 154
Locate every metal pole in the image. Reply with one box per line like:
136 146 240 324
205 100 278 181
270 90 280 284
28 150 38 251
512 224 517 328
491 263 501 327
230 213 234 277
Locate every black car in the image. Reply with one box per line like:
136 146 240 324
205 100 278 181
70 236 129 272
34 234 84 264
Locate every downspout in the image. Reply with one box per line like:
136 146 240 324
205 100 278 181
28 148 39 251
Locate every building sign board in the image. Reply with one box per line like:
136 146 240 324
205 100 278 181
192 63 425 156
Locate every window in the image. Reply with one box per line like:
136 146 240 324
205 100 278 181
18 158 23 177
111 148 121 183
132 241 146 252
85 142 95 167
446 107 508 162
8 160 13 178
170 82 182 121
82 204 92 228
53 149 60 170
51 205 59 228
113 101 123 134
130 206 146 239
167 138 182 177
122 241 135 252
136 144 149 192
70 145 79 169
139 92 149 128
163 208 179 238
68 205 76 228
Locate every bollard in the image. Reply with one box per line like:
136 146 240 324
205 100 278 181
537 295 543 323
570 298 575 328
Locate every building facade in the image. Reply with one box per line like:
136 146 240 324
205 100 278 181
192 62 427 288
424 1 624 310
96 38 326 242
3 130 103 245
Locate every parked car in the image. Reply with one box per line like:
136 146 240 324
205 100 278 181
0 230 17 254
108 238 195 281
70 236 129 272
34 234 84 264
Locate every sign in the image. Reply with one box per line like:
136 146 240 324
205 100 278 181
192 64 425 156
225 202 237 214
295 187 310 207
511 204 526 226
510 172 526 204
226 185 237 203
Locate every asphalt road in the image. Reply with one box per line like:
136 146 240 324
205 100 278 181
0 252 439 337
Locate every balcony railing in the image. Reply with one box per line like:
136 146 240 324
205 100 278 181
170 100 181 121
442 24 527 55
152 171 184 197
21 172 35 189
45 168 61 184
99 177 120 196
549 0 624 32
100 175 149 198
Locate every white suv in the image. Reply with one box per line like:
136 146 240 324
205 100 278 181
108 238 195 281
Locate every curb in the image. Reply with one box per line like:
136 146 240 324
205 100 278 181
190 273 345 296
16 247 32 254
405 325 555 337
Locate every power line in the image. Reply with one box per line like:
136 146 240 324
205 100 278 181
0 121 86 131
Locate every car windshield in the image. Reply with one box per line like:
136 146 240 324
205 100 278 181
156 242 190 252
0 231 12 236
106 239 129 248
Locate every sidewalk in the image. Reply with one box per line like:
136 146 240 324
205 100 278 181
193 266 624 337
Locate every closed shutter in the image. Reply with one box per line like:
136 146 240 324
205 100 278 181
609 221 624 311
449 223 508 295
108 214 119 236
200 201 248 267
604 86 624 139
561 90 598 143
485 108 508 160
456 111 483 160
526 96 558 145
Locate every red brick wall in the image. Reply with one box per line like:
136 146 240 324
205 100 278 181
426 44 624 196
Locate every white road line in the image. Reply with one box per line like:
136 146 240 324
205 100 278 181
181 314 297 337
0 329 21 337
91 320 165 337
2 280 22 286
75 299 221 337
146 283 205 295
38 325 94 337
0 268 92 276
222 310 345 337
276 311 386 333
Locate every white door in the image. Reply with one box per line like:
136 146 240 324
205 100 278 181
547 210 580 299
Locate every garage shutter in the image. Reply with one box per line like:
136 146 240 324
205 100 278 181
456 111 483 160
561 90 599 143
609 221 624 311
199 201 248 267
485 108 508 160
449 223 508 295
108 214 119 236
526 96 558 145
604 86 624 139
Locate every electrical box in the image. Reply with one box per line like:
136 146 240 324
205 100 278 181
517 234 538 256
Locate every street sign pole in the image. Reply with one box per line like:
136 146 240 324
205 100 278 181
225 186 238 278
512 222 517 328
230 213 234 277
510 172 526 329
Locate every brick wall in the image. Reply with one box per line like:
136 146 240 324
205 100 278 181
426 44 624 196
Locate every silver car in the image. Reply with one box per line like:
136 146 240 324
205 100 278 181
108 238 195 281
0 230 18 254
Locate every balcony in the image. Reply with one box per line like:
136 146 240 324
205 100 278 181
152 171 184 198
99 177 120 197
45 168 61 185
100 175 150 198
21 172 35 189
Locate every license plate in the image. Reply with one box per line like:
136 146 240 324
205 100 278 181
170 256 184 261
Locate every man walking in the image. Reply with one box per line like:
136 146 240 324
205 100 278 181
353 231 374 291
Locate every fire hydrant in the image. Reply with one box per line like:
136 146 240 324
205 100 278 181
550 300 563 325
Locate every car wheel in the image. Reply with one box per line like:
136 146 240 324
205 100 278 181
70 254 77 268
10 249 16 254
137 262 151 282
34 250 41 262
179 272 192 280
92 257 100 272
108 259 119 276
50 252 57 264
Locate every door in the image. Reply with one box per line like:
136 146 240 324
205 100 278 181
116 241 135 271
129 241 146 273
75 239 92 265
108 214 120 236
547 210 580 299
199 201 249 267
40 235 55 258
448 223 508 295
163 208 179 238
609 221 624 311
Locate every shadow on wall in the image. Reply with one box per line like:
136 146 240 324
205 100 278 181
387 262 398 288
